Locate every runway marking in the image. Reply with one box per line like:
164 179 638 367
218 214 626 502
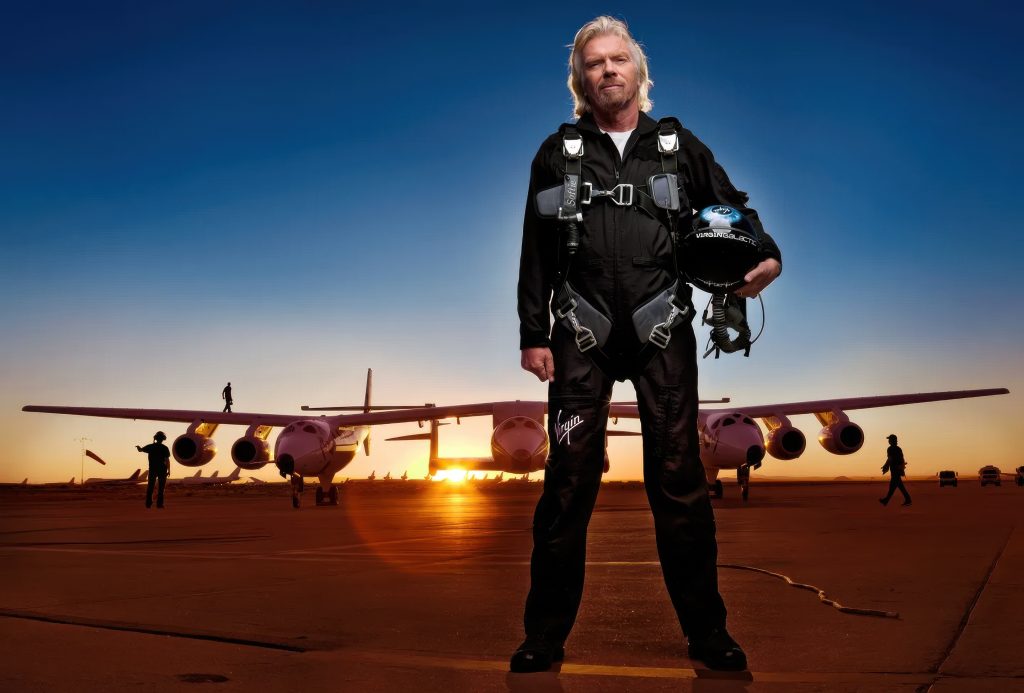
345 649 938 686
0 608 310 652
931 525 1017 680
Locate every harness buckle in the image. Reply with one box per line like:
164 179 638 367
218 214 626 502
574 327 598 352
648 300 690 349
580 182 593 205
562 134 584 159
554 296 577 320
587 183 634 206
649 323 672 349
657 131 679 154
610 183 633 206
554 296 598 352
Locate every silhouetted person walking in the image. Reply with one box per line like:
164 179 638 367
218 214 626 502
137 431 171 509
879 434 911 506
222 382 233 413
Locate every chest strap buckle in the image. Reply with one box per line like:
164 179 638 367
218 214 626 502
583 182 634 207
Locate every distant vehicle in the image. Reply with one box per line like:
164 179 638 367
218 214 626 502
938 470 958 488
1015 466 1024 487
979 466 1001 487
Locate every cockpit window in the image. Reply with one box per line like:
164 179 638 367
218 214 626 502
722 419 735 427
743 417 754 425
303 425 317 433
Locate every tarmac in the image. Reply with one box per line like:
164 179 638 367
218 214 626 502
0 478 1021 692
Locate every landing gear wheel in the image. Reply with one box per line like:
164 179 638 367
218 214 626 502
315 488 324 505
741 485 749 501
712 479 724 498
328 486 338 505
292 494 299 509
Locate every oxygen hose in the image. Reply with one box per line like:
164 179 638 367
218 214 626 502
718 563 900 619
704 294 752 358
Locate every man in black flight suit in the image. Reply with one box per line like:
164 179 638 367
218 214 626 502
513 16 782 673
137 431 171 509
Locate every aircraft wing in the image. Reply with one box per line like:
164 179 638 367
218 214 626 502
21 406 301 428
727 388 1009 419
608 388 1009 421
21 403 502 429
327 402 501 426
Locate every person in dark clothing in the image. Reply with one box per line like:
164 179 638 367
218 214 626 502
222 382 233 413
880 434 911 506
512 17 782 674
137 431 171 509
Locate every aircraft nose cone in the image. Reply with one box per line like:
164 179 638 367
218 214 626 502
512 449 530 461
747 446 765 465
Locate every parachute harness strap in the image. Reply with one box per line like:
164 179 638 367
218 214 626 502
656 118 682 278
559 127 584 258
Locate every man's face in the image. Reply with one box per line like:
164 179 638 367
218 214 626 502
580 33 639 117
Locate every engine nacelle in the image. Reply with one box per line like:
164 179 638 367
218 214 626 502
231 436 271 470
172 433 217 467
818 421 865 455
765 425 807 460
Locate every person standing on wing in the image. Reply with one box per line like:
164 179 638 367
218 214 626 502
513 16 782 673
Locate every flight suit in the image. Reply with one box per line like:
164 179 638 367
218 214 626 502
518 111 781 645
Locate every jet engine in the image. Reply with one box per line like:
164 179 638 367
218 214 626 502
172 433 217 467
817 421 865 455
765 425 807 460
231 436 271 470
230 424 273 470
173 421 218 467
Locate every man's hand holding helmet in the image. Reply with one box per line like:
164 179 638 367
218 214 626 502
735 258 781 299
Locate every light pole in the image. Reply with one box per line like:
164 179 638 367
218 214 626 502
75 437 91 486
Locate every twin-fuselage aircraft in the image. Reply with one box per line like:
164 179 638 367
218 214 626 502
22 370 1008 506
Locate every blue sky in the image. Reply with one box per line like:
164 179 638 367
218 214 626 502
1 1 1021 482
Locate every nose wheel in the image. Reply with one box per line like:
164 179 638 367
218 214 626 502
290 474 304 509
737 461 759 502
710 479 724 499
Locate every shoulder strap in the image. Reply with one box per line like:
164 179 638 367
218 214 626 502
656 117 680 174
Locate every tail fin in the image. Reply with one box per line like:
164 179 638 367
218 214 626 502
128 469 140 481
227 467 241 480
139 470 149 481
211 470 219 478
363 368 373 456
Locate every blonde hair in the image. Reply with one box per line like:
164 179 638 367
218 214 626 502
567 16 653 119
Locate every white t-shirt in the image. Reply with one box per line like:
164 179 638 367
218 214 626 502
602 128 635 158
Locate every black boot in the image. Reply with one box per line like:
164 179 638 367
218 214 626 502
509 638 564 673
688 627 747 671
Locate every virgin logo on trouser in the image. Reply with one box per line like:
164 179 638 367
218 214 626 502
555 409 584 446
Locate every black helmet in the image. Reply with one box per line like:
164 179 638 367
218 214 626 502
154 431 167 442
681 205 762 294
